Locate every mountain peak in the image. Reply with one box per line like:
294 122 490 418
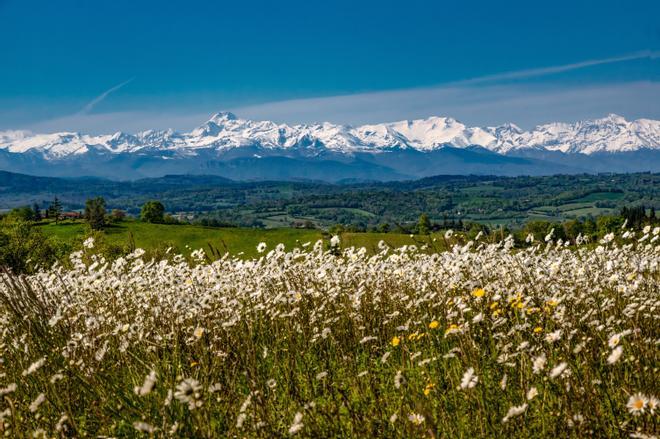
208 112 238 124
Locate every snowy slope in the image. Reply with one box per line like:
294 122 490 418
1 112 658 159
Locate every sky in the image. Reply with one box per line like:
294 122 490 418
1 0 659 133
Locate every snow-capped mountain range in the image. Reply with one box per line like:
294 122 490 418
1 113 659 181
1 112 658 158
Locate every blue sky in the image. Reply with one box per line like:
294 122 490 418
1 0 659 133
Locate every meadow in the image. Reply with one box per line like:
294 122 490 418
0 226 658 437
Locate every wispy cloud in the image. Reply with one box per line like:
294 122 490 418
78 78 134 115
448 50 659 86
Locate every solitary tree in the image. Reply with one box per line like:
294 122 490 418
32 203 42 221
418 213 431 235
141 201 165 223
48 197 62 224
85 197 107 230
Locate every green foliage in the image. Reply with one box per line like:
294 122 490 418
0 218 68 273
141 201 165 223
84 197 107 230
48 197 63 223
418 213 431 235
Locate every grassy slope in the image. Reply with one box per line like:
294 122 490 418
38 220 460 258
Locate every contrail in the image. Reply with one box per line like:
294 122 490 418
450 50 659 86
78 78 134 114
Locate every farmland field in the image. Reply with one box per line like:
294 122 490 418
0 229 658 437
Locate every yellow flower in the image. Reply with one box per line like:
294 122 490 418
489 301 499 310
193 327 205 338
444 324 460 335
533 327 543 333
516 302 524 310
391 336 401 347
190 361 199 367
423 383 435 396
429 320 440 329
492 309 502 317
408 332 419 341
546 299 558 307
472 288 485 298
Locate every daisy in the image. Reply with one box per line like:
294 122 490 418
607 346 623 365
460 367 478 389
627 393 648 416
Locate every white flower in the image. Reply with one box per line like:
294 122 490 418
460 367 478 389
288 412 304 435
526 387 539 400
394 370 404 389
22 357 46 376
532 354 546 374
330 235 340 247
607 346 623 365
174 378 202 410
133 422 156 433
134 370 157 396
256 242 267 253
83 237 95 249
408 412 425 425
608 333 622 348
627 393 648 416
549 362 568 379
315 371 328 380
502 403 528 423
0 383 16 396
545 330 562 343
29 393 46 412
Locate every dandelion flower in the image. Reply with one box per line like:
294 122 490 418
428 320 440 329
472 288 485 298
391 336 401 347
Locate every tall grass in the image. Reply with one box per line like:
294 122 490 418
0 230 658 437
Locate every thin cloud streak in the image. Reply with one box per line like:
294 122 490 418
448 50 660 86
78 78 134 115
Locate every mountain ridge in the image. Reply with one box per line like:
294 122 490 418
1 113 659 181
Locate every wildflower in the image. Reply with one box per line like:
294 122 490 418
472 313 484 323
428 320 440 329
607 346 623 365
83 237 95 249
256 242 267 253
423 382 435 396
133 422 156 433
315 371 328 380
460 367 478 389
533 327 543 333
526 387 539 400
627 393 648 416
608 333 622 348
389 413 398 424
0 383 17 396
193 327 205 338
29 393 46 412
330 235 340 247
647 395 658 415
381 351 391 363
359 335 377 344
502 403 528 423
394 370 404 389
500 374 508 390
391 336 401 347
408 413 425 425
134 370 157 396
445 324 460 336
288 412 304 435
532 354 546 374
549 362 568 379
174 378 202 410
22 357 46 376
472 288 485 298
545 330 562 343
